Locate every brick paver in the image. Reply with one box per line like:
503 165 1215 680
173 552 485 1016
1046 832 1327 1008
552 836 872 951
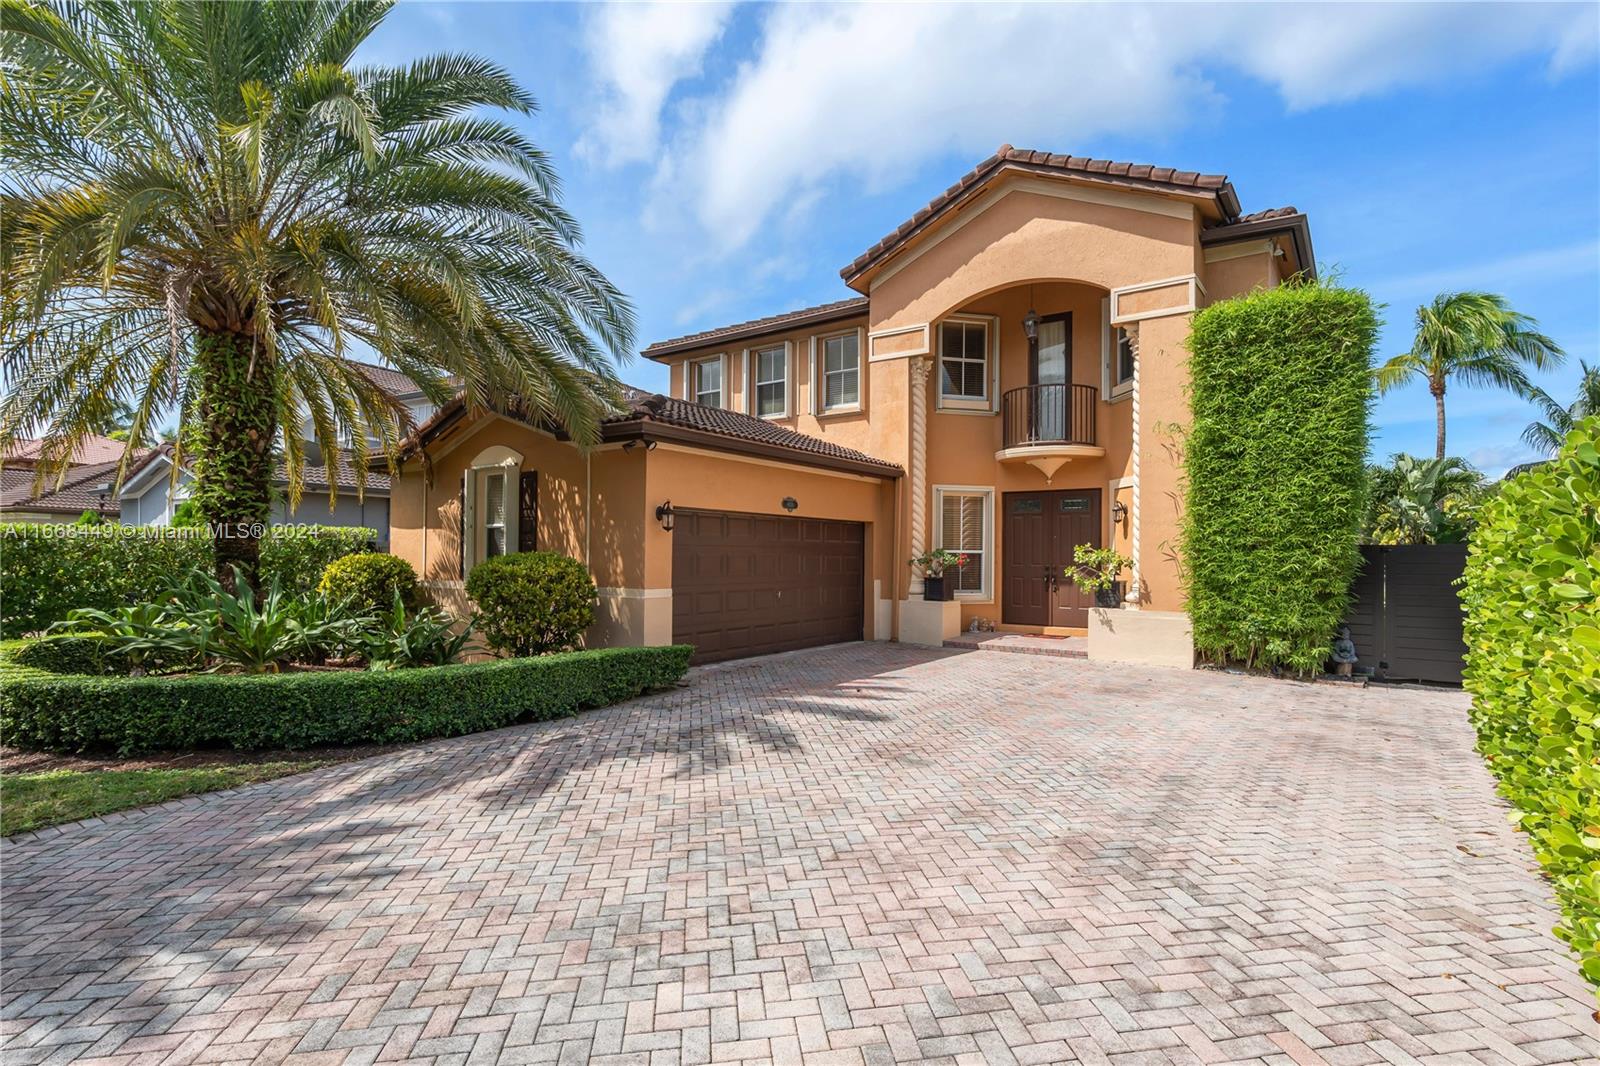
2 644 1595 1064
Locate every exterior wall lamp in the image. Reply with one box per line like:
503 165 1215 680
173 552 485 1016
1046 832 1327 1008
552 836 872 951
781 497 799 512
1111 500 1128 527
655 501 675 532
1022 283 1039 341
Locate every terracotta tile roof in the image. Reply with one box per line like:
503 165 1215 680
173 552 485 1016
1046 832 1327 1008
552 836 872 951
280 454 391 493
605 393 900 476
841 144 1241 285
1 457 129 516
2 434 132 467
643 297 868 358
1231 205 1300 224
348 359 430 397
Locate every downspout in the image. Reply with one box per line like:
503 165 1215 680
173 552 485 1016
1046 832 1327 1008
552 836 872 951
584 450 592 567
420 464 429 577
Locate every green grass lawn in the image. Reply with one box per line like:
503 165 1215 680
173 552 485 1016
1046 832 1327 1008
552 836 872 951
1 762 326 836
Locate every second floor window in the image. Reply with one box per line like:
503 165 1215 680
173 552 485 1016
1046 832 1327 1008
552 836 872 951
822 332 859 411
1114 326 1135 390
939 320 989 404
753 345 786 417
693 358 722 408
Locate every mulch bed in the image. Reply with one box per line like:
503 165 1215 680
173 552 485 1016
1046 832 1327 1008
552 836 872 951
1 741 412 775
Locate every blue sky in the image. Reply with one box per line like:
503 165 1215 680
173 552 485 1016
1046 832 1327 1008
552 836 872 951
365 1 1600 476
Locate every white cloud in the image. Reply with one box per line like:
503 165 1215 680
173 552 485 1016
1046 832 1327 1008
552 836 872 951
574 2 735 167
617 1 1596 251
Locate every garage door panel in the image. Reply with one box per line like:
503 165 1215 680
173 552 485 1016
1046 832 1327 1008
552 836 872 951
672 509 864 664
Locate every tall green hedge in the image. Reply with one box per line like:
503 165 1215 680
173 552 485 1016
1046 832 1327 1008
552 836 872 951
1182 283 1377 673
0 643 693 754
0 524 375 636
1460 416 1599 996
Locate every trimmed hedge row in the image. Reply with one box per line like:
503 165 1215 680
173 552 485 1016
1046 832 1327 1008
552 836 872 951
1182 282 1377 674
0 524 375 636
1460 416 1600 995
0 644 693 755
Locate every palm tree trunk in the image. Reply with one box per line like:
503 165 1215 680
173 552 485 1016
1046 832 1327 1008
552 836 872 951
1433 386 1447 461
191 329 277 591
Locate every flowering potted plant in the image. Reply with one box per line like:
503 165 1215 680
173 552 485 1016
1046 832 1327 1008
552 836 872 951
910 548 968 601
1066 543 1132 607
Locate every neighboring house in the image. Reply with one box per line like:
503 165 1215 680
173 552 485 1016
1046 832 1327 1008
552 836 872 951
1 435 146 523
386 145 1313 663
114 359 431 545
116 445 392 546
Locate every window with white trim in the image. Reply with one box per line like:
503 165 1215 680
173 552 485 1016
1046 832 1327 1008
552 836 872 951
692 357 722 408
753 345 787 417
938 319 990 406
483 471 508 559
1113 326 1135 392
935 488 991 597
821 331 860 411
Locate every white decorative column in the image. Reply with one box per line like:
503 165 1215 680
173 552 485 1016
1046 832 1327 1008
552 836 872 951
908 356 931 595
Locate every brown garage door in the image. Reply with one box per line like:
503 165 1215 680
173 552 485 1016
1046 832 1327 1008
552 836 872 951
672 510 864 663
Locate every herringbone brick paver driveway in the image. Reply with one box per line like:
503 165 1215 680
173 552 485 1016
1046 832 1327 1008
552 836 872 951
3 645 1596 1065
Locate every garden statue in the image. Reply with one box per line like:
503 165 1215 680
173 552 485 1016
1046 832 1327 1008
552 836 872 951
1331 626 1358 676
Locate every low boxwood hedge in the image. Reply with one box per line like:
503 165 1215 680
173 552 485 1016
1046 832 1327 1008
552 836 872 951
0 644 693 755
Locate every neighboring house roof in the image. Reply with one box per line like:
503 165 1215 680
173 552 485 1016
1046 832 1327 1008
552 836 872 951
349 359 431 399
1198 205 1316 277
840 144 1243 287
643 297 869 359
279 454 391 494
1 457 130 516
119 445 391 502
400 387 902 480
2 433 132 467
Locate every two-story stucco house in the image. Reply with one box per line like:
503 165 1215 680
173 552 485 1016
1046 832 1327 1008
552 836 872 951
387 146 1313 664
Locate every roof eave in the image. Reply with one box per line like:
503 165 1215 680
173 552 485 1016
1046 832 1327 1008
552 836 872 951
602 418 903 480
1201 213 1316 279
841 163 1237 291
642 300 869 360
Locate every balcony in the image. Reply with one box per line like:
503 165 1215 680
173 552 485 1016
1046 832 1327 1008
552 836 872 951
996 383 1105 482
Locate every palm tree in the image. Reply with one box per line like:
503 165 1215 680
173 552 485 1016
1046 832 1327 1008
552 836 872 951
1375 292 1563 461
1521 360 1600 456
1 0 634 585
1363 454 1489 545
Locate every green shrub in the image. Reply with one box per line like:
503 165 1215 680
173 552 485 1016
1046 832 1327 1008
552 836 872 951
1182 282 1377 674
318 552 418 614
0 645 693 754
6 634 115 675
1460 416 1599 996
466 551 596 656
0 524 374 637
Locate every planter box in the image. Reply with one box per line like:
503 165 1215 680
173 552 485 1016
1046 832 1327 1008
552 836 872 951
922 576 956 602
1087 607 1194 669
1094 581 1125 609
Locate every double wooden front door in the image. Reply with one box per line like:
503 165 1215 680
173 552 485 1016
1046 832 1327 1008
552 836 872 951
1002 489 1101 628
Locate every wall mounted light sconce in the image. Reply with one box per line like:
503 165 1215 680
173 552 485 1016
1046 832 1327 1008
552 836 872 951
781 496 799 512
1111 501 1128 527
655 501 675 532
1022 283 1039 341
645 440 657 451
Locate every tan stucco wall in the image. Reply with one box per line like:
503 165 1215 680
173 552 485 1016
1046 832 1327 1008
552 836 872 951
868 182 1198 333
387 411 898 647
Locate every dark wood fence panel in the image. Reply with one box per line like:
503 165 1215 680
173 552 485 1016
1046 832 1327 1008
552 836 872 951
1344 544 1468 685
